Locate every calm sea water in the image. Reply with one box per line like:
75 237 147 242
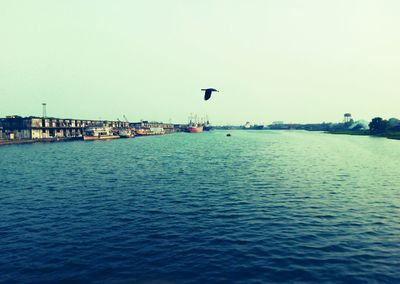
1 131 400 283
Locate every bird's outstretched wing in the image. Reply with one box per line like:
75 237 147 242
204 92 212 100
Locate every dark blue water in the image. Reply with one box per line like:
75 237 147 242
1 131 400 283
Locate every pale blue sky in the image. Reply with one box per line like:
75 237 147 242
1 0 399 124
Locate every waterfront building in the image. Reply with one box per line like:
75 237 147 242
0 116 129 140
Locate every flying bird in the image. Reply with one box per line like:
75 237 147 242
201 88 219 101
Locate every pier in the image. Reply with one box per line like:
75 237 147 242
0 116 181 145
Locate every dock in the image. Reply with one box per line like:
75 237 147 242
0 116 185 145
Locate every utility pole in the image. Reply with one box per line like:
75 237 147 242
42 103 47 118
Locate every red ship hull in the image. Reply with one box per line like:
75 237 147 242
188 126 203 133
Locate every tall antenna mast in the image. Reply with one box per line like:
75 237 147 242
42 103 47 118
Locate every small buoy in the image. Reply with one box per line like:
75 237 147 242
226 133 231 137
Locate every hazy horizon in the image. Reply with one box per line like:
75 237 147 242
1 0 399 124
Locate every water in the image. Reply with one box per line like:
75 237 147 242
1 131 400 283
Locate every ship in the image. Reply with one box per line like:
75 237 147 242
243 122 251 129
135 127 165 136
203 118 212 131
118 127 134 138
242 122 264 130
186 114 204 133
83 125 120 141
252 124 264 130
187 123 204 133
118 115 134 138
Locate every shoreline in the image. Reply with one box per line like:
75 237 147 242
327 130 400 140
0 137 82 146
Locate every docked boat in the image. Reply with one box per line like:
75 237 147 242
118 128 134 138
83 126 120 141
243 122 251 129
203 120 212 131
242 122 264 130
186 114 204 133
252 124 264 130
187 123 204 133
135 127 165 136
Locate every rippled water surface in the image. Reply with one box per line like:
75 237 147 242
1 131 400 283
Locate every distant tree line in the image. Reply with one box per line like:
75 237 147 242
369 117 400 136
267 117 400 140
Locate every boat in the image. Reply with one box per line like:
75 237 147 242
118 128 134 138
135 127 165 136
83 125 120 141
243 122 251 129
119 115 134 138
242 122 264 130
203 120 212 131
186 114 204 133
187 123 204 133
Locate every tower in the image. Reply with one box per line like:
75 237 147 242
344 113 352 123
42 103 47 118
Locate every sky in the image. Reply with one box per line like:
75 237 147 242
1 0 400 124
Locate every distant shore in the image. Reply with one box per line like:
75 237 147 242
327 130 400 140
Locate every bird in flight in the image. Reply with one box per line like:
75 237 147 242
201 88 219 101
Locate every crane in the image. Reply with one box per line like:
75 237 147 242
120 115 134 137
123 115 129 127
